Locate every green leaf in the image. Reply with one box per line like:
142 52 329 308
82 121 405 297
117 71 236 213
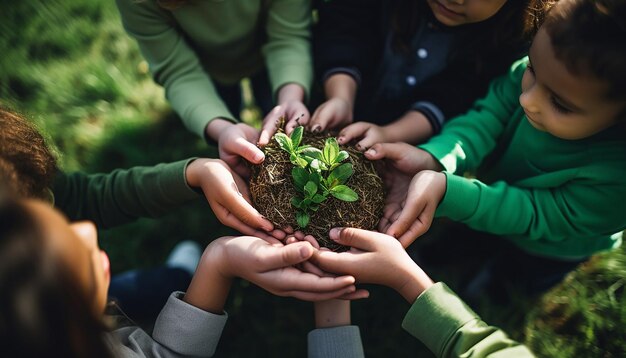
274 133 292 153
309 172 322 187
323 137 340 164
304 181 318 197
296 211 310 228
336 150 349 163
310 159 327 172
292 167 309 189
330 185 358 202
312 194 326 204
291 197 303 209
290 153 308 168
302 198 312 206
291 126 303 148
299 146 323 158
328 163 353 186
309 205 320 212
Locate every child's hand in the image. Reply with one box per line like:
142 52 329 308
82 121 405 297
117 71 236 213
311 228 434 303
213 236 359 301
259 83 310 146
364 142 443 176
215 122 264 179
185 159 284 242
383 170 447 247
309 97 354 133
337 122 389 151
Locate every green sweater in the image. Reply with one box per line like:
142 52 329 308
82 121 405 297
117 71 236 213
420 58 626 260
403 283 534 357
53 160 200 229
116 0 313 137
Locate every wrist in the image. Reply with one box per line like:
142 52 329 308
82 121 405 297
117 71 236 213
314 299 351 328
185 158 210 188
395 263 434 303
324 74 357 107
183 241 233 314
277 83 305 104
206 118 235 142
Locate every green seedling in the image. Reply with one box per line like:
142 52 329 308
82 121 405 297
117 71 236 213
275 128 359 228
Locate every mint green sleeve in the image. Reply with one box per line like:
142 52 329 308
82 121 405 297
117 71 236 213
53 159 200 229
115 0 236 138
419 59 525 175
436 171 626 245
402 283 535 358
263 0 313 99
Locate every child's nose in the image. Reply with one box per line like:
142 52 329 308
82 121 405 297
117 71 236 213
519 89 540 114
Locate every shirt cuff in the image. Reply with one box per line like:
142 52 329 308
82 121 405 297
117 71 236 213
435 172 480 221
401 282 479 357
412 101 445 134
322 67 362 86
156 159 202 204
307 326 365 358
152 291 228 357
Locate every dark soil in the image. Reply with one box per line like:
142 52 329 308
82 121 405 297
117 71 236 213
250 128 385 251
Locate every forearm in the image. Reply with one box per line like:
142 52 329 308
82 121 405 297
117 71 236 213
183 244 232 314
314 299 351 328
383 111 435 145
205 118 236 143
324 74 357 107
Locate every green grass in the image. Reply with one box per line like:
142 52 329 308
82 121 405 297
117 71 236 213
1 1 624 356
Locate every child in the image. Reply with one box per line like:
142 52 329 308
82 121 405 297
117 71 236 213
365 0 626 296
305 228 535 358
0 106 285 318
0 194 363 357
115 0 314 176
309 0 551 149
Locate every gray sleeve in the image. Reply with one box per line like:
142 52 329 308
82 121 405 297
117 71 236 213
307 326 365 358
111 291 228 358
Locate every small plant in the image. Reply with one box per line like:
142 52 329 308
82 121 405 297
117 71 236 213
274 127 358 228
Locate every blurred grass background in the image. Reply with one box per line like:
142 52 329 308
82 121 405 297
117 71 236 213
0 1 624 356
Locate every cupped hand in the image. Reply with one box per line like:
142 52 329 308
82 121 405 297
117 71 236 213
212 236 362 301
217 123 264 178
384 170 447 247
186 158 285 242
311 227 434 302
364 142 443 176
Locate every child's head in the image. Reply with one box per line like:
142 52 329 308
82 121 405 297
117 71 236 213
519 0 626 140
0 193 112 357
0 107 57 200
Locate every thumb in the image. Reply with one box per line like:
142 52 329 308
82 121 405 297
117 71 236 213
233 136 265 164
265 241 314 269
364 142 408 161
329 227 378 252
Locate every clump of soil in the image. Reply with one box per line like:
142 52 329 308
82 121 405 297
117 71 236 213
250 127 385 251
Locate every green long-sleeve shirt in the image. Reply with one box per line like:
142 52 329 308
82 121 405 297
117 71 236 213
403 282 534 357
53 159 200 229
116 0 313 137
420 58 626 260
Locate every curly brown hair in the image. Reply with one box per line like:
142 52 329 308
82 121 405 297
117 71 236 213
0 107 58 200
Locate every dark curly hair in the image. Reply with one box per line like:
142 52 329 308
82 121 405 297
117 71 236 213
0 107 57 200
543 0 626 102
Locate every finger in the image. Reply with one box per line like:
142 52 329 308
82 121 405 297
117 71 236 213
285 236 299 244
217 185 274 232
302 235 320 249
309 105 332 133
329 227 379 252
260 241 315 270
356 134 380 152
337 289 370 300
259 116 279 147
284 285 357 302
285 113 309 134
210 203 276 241
337 122 368 145
232 136 265 164
270 229 287 240
310 250 355 274
386 192 426 239
230 169 254 204
364 142 409 161
270 268 356 292
398 204 436 248
300 260 327 276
